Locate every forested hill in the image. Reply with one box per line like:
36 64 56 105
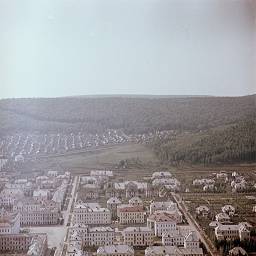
0 95 255 135
152 120 256 165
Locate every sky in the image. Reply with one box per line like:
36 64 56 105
0 0 256 98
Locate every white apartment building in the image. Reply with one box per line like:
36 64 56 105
147 211 177 237
117 204 145 224
0 233 48 255
215 223 250 241
122 226 154 246
73 202 111 225
0 211 20 234
69 224 115 247
97 245 134 256
13 199 60 226
145 246 203 256
162 229 187 246
161 229 199 249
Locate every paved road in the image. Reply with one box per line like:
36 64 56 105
64 176 78 226
172 192 220 256
54 175 79 256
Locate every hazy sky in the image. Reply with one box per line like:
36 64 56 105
0 0 255 98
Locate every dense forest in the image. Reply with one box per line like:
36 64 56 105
0 95 255 135
152 120 256 165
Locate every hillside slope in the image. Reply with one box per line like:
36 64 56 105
0 95 255 135
152 120 256 165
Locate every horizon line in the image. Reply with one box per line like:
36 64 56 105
0 93 255 100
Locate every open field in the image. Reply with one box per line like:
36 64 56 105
20 143 159 176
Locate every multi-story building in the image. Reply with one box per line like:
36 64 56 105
107 197 122 219
69 224 115 247
13 199 60 226
184 231 200 249
147 211 177 237
82 184 100 200
117 204 145 224
73 202 111 225
0 233 48 255
215 223 250 241
162 229 187 246
97 245 134 256
122 226 154 246
0 211 20 234
145 246 203 256
0 188 24 207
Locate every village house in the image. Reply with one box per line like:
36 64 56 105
229 246 248 256
215 223 250 241
216 172 228 179
203 184 215 192
222 205 235 216
193 178 215 186
97 245 134 256
152 171 172 179
215 212 231 223
122 226 154 246
196 205 210 217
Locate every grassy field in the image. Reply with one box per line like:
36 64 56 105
22 143 159 176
